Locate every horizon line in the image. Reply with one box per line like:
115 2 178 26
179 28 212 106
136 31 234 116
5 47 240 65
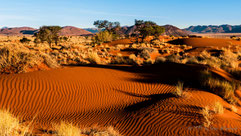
1 23 241 30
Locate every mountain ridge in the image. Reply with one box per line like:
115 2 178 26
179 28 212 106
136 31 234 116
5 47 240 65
0 25 189 37
185 24 241 33
0 26 92 36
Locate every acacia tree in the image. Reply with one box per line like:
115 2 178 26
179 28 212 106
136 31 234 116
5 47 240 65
34 26 62 47
94 20 120 32
93 20 121 44
134 20 165 42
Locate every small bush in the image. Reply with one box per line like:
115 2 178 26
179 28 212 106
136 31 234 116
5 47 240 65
40 53 59 68
129 54 136 61
155 56 166 64
128 54 138 65
0 45 41 73
185 56 199 64
111 53 127 64
150 39 161 45
0 44 59 73
20 37 31 44
143 59 154 65
199 50 211 59
166 54 182 63
138 48 151 60
92 30 113 45
87 52 101 64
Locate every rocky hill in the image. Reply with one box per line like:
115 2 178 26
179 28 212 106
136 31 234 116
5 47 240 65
120 25 188 37
0 27 37 35
60 26 92 36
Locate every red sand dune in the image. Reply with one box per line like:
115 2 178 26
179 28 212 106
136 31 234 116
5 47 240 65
106 36 171 47
169 38 241 48
105 39 133 46
0 64 241 135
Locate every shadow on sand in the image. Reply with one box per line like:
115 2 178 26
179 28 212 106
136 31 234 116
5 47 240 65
66 62 207 87
115 89 176 112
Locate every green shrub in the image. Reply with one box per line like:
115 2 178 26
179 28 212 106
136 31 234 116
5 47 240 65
92 30 113 45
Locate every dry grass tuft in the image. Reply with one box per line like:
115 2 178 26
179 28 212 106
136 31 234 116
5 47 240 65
87 52 101 64
40 53 59 68
155 56 166 64
54 121 122 136
0 109 31 136
0 109 20 136
200 106 212 127
213 101 224 114
54 121 81 136
231 105 238 113
0 44 59 73
83 126 121 136
0 45 41 73
172 81 184 97
0 109 122 136
200 70 238 104
205 77 237 104
129 54 136 61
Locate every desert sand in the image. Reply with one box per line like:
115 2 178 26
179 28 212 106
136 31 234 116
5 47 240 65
0 63 240 135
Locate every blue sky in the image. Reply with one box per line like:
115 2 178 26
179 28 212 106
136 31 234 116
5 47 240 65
0 0 240 29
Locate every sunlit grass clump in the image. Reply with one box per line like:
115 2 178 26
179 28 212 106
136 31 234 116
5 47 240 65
213 101 224 114
54 121 122 136
172 81 184 97
200 70 238 104
200 106 212 127
0 109 30 136
0 44 59 73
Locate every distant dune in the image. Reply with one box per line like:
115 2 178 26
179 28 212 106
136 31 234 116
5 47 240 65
0 26 93 36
